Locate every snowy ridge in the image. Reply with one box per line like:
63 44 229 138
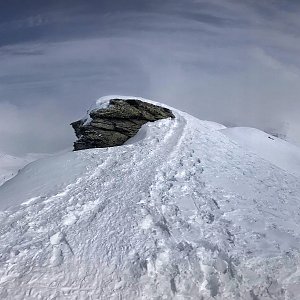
0 97 300 299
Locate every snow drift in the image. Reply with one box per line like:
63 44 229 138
0 96 300 299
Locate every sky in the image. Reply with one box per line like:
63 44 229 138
0 0 300 155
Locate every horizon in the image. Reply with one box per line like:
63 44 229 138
1 0 300 155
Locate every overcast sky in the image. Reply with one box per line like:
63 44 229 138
1 0 300 155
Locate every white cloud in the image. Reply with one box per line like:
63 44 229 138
1 1 300 154
0 101 74 155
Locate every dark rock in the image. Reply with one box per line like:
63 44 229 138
71 99 175 150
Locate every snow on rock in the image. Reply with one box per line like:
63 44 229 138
71 98 174 150
221 127 300 178
0 96 300 299
94 95 166 110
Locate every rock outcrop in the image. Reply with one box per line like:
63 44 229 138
71 99 175 150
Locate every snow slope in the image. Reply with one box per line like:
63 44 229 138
221 127 300 178
0 153 44 187
0 97 300 299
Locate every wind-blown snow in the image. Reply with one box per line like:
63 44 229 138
0 97 300 299
221 127 300 178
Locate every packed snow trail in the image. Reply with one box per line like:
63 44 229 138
0 100 300 299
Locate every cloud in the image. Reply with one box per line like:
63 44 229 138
252 47 300 80
1 0 300 155
0 101 74 155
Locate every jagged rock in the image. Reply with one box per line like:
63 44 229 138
71 99 175 150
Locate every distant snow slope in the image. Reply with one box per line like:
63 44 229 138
0 97 300 299
0 153 43 186
221 127 300 178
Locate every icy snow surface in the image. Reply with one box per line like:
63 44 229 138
0 97 300 299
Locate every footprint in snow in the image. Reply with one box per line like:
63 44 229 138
50 232 64 267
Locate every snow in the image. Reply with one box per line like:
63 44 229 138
0 153 45 187
221 127 300 178
95 95 157 108
0 96 300 299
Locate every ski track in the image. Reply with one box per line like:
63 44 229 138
0 112 300 299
